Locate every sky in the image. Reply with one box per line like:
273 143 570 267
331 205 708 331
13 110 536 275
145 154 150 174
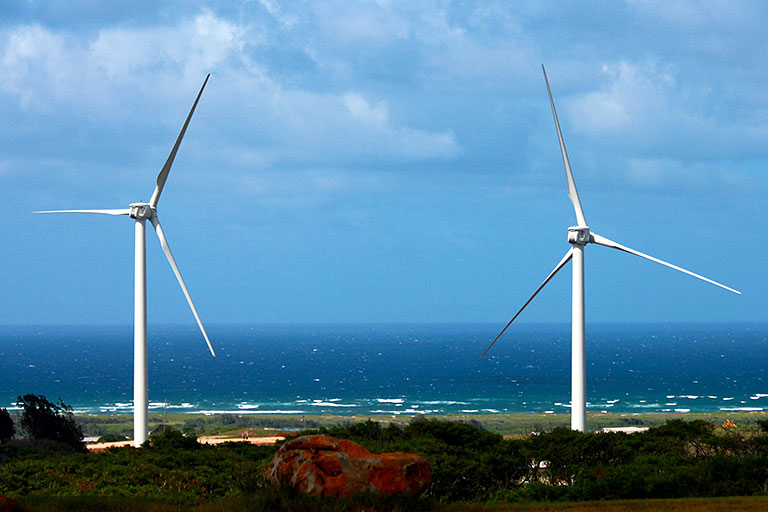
0 0 765 328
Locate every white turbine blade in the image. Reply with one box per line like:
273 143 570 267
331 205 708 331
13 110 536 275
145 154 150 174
150 217 216 357
149 74 210 208
591 232 741 295
34 209 131 216
481 248 574 358
542 64 588 228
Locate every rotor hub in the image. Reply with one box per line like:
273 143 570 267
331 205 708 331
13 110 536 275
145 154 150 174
568 226 592 246
129 203 155 220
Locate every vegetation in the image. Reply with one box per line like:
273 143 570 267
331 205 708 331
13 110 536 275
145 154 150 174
1 408 768 510
71 410 768 439
0 410 14 444
15 396 84 453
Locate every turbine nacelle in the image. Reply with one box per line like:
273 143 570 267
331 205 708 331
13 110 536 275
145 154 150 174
568 226 591 246
129 203 156 221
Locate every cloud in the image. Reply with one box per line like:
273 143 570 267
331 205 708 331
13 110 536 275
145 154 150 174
566 60 768 162
89 9 248 80
0 6 462 198
568 61 676 139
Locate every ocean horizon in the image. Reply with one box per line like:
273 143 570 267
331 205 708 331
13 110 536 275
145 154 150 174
1 322 765 417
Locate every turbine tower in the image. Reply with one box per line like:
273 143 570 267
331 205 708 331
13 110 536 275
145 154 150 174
482 66 740 432
36 75 215 446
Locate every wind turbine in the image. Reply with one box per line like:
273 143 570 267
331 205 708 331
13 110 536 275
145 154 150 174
36 75 216 446
481 65 740 432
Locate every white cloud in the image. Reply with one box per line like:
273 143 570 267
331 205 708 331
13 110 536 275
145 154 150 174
89 9 248 80
343 93 389 126
569 61 676 138
0 25 78 107
0 7 461 186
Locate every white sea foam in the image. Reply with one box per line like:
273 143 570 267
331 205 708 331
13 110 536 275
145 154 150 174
377 398 404 404
199 409 305 415
310 401 357 407
750 394 768 400
720 407 763 412
237 404 260 410
674 408 691 413
166 403 194 409
418 400 468 405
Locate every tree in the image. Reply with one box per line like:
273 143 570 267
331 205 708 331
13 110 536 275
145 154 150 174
0 408 14 442
16 394 85 451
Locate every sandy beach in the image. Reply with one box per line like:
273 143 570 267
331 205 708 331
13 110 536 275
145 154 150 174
86 433 287 452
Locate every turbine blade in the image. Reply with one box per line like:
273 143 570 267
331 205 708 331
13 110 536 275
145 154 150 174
481 248 574 358
34 209 131 216
150 217 217 357
542 64 588 228
591 232 741 295
149 74 210 208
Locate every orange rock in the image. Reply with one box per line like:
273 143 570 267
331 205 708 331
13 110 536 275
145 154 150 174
264 434 430 497
0 494 18 512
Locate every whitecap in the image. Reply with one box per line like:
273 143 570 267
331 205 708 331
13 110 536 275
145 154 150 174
309 401 357 407
377 398 404 404
198 409 305 415
674 408 691 413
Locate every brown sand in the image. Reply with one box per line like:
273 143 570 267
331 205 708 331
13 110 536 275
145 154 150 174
86 434 285 452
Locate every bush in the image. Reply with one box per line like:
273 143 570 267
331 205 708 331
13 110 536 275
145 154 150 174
0 410 14 443
16 395 84 452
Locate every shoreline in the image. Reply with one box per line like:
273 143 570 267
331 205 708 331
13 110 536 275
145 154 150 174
74 410 768 438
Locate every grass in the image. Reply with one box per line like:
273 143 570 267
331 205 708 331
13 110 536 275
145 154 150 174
454 496 768 511
14 495 768 512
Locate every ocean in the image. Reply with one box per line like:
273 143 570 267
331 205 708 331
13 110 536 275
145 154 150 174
1 323 766 417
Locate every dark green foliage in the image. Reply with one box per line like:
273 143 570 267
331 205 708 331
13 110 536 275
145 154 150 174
1 417 768 507
16 395 84 452
96 433 126 443
148 428 200 451
0 409 14 443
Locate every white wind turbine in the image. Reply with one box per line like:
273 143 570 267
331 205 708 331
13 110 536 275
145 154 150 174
36 75 216 446
482 65 740 432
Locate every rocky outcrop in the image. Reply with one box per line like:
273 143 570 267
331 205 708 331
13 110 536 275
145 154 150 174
264 434 430 497
0 494 18 512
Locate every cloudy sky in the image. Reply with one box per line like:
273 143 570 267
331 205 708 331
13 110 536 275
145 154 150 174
1 1 764 329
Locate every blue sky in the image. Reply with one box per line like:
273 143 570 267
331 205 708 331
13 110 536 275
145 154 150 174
0 1 764 327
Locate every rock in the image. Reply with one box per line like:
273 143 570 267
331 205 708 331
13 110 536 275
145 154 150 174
264 434 430 497
0 494 18 512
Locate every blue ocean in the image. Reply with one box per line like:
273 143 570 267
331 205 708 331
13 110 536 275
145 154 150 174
1 323 766 416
